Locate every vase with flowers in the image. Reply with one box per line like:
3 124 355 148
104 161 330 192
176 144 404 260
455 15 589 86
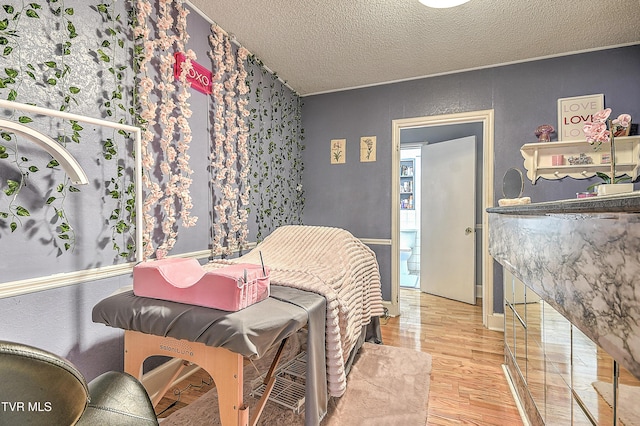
583 108 633 196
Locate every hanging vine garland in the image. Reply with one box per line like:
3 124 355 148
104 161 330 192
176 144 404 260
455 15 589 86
173 2 197 231
247 55 270 242
222 34 239 254
134 0 197 260
244 54 305 241
206 26 252 257
0 3 44 235
95 1 137 259
0 1 85 254
208 24 226 256
154 3 179 258
293 95 305 222
236 46 251 249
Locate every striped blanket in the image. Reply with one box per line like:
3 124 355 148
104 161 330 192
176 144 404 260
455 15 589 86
205 225 384 397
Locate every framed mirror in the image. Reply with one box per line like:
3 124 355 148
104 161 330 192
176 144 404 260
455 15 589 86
502 168 524 199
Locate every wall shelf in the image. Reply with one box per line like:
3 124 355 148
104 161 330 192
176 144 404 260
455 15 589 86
400 159 415 210
520 135 640 183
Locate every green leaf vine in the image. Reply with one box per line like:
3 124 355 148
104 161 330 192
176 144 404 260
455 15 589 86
0 1 140 259
0 131 33 233
0 1 81 252
44 0 81 253
246 55 305 242
94 1 136 260
0 1 135 256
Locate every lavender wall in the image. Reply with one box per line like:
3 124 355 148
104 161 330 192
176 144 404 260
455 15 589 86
0 3 300 380
1 8 638 383
301 45 640 311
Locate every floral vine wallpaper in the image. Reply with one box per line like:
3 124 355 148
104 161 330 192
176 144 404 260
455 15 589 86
0 0 137 262
134 0 197 260
0 0 305 279
246 56 305 243
207 25 305 252
207 25 251 257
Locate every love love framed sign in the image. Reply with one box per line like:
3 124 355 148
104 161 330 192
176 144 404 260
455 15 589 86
557 94 604 141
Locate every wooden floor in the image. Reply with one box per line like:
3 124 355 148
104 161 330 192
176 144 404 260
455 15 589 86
156 288 523 425
384 289 523 425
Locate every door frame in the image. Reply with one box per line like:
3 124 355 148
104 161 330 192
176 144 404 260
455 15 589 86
388 109 501 330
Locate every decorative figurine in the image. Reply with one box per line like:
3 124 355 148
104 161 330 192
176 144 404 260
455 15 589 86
535 124 555 142
567 153 593 165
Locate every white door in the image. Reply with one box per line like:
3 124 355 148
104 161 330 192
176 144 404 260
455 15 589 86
420 136 476 304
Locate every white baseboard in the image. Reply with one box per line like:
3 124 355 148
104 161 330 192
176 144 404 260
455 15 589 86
382 300 399 317
486 312 504 331
503 364 530 426
476 284 482 298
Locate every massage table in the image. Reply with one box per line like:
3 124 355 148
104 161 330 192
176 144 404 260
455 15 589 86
93 225 384 425
92 285 327 426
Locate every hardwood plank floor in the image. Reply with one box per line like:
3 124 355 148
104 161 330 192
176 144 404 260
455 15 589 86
156 288 523 425
383 289 523 425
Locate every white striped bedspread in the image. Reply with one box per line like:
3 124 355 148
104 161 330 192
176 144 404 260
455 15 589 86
205 225 384 397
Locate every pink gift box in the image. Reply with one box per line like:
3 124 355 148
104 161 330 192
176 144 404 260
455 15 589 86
133 258 270 311
552 155 564 166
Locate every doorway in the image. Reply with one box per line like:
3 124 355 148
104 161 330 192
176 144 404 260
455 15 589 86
399 146 421 289
389 110 499 329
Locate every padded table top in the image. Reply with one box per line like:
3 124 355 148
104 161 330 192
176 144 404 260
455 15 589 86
92 285 324 359
92 285 328 425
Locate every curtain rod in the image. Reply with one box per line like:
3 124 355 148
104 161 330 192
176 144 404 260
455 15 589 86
185 1 297 95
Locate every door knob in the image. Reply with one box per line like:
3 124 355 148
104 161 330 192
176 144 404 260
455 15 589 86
465 227 473 235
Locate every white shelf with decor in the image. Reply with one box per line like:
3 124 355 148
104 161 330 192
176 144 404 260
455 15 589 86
520 135 640 183
400 159 415 210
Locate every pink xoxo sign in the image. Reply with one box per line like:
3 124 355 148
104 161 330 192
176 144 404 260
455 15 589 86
174 52 213 95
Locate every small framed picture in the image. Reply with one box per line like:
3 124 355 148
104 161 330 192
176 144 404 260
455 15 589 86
360 136 376 162
601 153 611 164
612 121 632 137
331 139 346 164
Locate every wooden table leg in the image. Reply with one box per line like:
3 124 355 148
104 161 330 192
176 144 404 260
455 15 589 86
124 330 247 426
250 338 288 426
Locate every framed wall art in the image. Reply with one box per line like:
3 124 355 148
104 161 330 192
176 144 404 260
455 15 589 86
360 136 376 162
331 138 346 164
557 94 604 141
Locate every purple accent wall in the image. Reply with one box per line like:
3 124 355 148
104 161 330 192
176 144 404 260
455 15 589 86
301 45 640 311
0 6 638 381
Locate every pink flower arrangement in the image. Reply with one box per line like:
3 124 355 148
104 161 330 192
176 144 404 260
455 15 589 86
583 108 632 184
583 108 631 149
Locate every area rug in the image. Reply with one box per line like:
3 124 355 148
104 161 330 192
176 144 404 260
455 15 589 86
161 341 432 426
592 381 640 426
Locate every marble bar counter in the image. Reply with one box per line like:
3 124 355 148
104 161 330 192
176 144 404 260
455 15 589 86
488 191 640 381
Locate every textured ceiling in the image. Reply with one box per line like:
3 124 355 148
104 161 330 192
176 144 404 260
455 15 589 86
188 0 640 96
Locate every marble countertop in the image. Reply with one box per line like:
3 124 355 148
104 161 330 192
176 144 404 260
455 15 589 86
488 191 640 215
489 209 640 380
